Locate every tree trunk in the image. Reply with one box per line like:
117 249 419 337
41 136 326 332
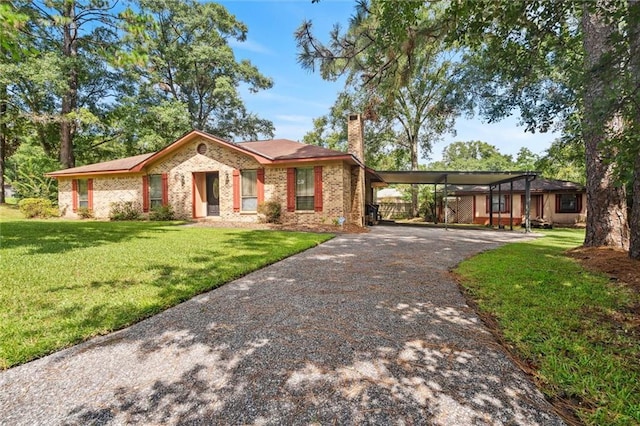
628 0 640 259
581 2 630 249
0 82 6 204
60 1 78 169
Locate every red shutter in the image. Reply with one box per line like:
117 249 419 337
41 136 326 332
555 194 561 213
161 173 169 206
286 168 296 212
257 168 265 205
505 195 510 213
577 193 583 213
314 166 323 212
72 179 78 212
87 179 93 211
232 170 240 212
485 195 490 214
142 176 149 212
521 195 525 216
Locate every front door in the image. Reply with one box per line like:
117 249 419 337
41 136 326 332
206 172 220 216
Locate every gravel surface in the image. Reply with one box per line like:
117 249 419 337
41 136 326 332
0 226 565 425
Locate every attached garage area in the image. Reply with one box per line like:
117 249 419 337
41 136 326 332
372 170 540 231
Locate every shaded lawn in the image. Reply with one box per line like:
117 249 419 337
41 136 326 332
455 229 640 425
0 218 333 369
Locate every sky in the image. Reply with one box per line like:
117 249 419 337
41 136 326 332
218 0 560 163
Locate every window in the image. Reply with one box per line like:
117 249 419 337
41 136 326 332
149 174 163 209
241 170 257 211
296 168 314 210
556 193 581 213
77 179 89 209
487 194 509 213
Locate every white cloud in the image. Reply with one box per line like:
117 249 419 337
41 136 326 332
228 38 273 55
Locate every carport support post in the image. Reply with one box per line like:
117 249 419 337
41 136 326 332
525 178 532 233
443 175 448 230
433 184 437 223
509 181 514 230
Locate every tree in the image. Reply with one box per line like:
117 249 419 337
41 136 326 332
304 0 639 257
297 1 459 216
428 141 515 171
0 1 29 203
132 0 274 141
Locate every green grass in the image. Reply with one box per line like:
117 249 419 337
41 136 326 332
456 229 640 425
0 215 333 369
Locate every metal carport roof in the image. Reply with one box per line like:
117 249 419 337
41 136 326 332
374 170 538 186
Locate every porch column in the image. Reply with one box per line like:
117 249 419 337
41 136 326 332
489 186 494 227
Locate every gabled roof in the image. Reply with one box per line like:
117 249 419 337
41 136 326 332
447 178 585 193
47 130 360 178
46 153 155 177
237 139 355 162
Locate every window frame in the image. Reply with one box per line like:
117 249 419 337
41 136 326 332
148 174 163 209
77 179 89 209
241 169 258 212
556 193 581 213
486 194 510 214
295 167 315 211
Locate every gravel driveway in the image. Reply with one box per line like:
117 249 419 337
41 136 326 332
0 225 564 425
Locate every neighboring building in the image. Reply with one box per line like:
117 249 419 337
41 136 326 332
442 178 586 226
47 115 381 226
375 188 411 219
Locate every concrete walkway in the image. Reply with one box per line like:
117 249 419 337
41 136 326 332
0 226 564 425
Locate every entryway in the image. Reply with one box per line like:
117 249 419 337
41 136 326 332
206 172 220 216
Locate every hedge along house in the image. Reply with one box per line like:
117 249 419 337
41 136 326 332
47 114 380 226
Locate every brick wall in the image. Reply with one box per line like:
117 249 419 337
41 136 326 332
58 137 359 224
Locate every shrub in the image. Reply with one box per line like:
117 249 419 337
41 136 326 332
257 200 282 223
149 205 175 221
18 198 59 219
109 201 141 221
76 207 94 219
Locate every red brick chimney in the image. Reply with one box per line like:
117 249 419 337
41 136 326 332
347 113 364 163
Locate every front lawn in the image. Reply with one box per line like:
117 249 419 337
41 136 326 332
456 229 640 425
0 217 332 369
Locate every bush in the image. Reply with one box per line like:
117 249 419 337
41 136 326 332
76 207 94 219
109 201 141 221
18 198 59 219
257 200 282 223
149 205 175 221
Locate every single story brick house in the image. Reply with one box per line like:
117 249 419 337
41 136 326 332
47 115 380 226
441 178 586 226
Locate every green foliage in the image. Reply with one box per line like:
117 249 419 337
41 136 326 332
0 218 333 368
257 200 282 223
109 201 142 221
76 207 94 219
149 204 175 221
429 140 515 171
6 143 58 201
456 229 640 424
131 0 275 140
18 198 58 219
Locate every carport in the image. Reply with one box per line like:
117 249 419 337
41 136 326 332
372 170 538 232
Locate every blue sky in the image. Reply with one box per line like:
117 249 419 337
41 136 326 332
218 0 560 162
